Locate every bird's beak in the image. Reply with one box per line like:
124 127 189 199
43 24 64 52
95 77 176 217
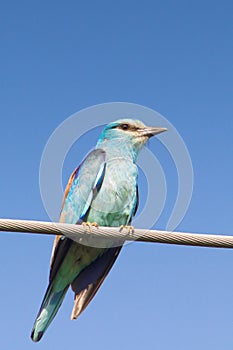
138 126 167 137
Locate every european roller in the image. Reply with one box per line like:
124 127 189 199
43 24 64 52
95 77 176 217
31 119 166 342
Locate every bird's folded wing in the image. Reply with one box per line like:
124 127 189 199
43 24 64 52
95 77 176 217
60 148 106 224
71 245 122 319
50 149 106 281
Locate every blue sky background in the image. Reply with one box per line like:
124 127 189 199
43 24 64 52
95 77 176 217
1 1 233 349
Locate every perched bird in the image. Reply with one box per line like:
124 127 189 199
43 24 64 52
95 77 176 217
31 119 166 342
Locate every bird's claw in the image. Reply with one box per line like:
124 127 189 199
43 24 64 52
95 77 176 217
119 225 135 235
82 221 99 233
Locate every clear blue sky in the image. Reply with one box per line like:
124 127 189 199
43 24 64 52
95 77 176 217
1 1 233 349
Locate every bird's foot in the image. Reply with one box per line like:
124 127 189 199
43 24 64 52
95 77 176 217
119 225 135 235
82 221 99 233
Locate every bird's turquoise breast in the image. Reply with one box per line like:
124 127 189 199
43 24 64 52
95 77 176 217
87 157 138 227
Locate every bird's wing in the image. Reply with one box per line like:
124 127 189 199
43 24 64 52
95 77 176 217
60 148 106 223
131 184 139 220
50 149 106 281
71 245 122 319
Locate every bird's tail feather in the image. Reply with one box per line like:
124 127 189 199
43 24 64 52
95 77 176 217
31 283 69 342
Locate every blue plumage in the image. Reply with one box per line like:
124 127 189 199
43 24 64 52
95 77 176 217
31 119 166 342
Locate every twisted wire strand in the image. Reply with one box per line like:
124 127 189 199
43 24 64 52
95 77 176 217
0 218 232 249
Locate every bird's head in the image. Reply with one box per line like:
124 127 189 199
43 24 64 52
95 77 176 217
97 119 167 160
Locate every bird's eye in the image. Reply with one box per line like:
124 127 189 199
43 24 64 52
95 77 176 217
120 123 129 130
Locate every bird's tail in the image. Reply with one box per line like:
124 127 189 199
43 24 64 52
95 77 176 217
31 282 69 342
